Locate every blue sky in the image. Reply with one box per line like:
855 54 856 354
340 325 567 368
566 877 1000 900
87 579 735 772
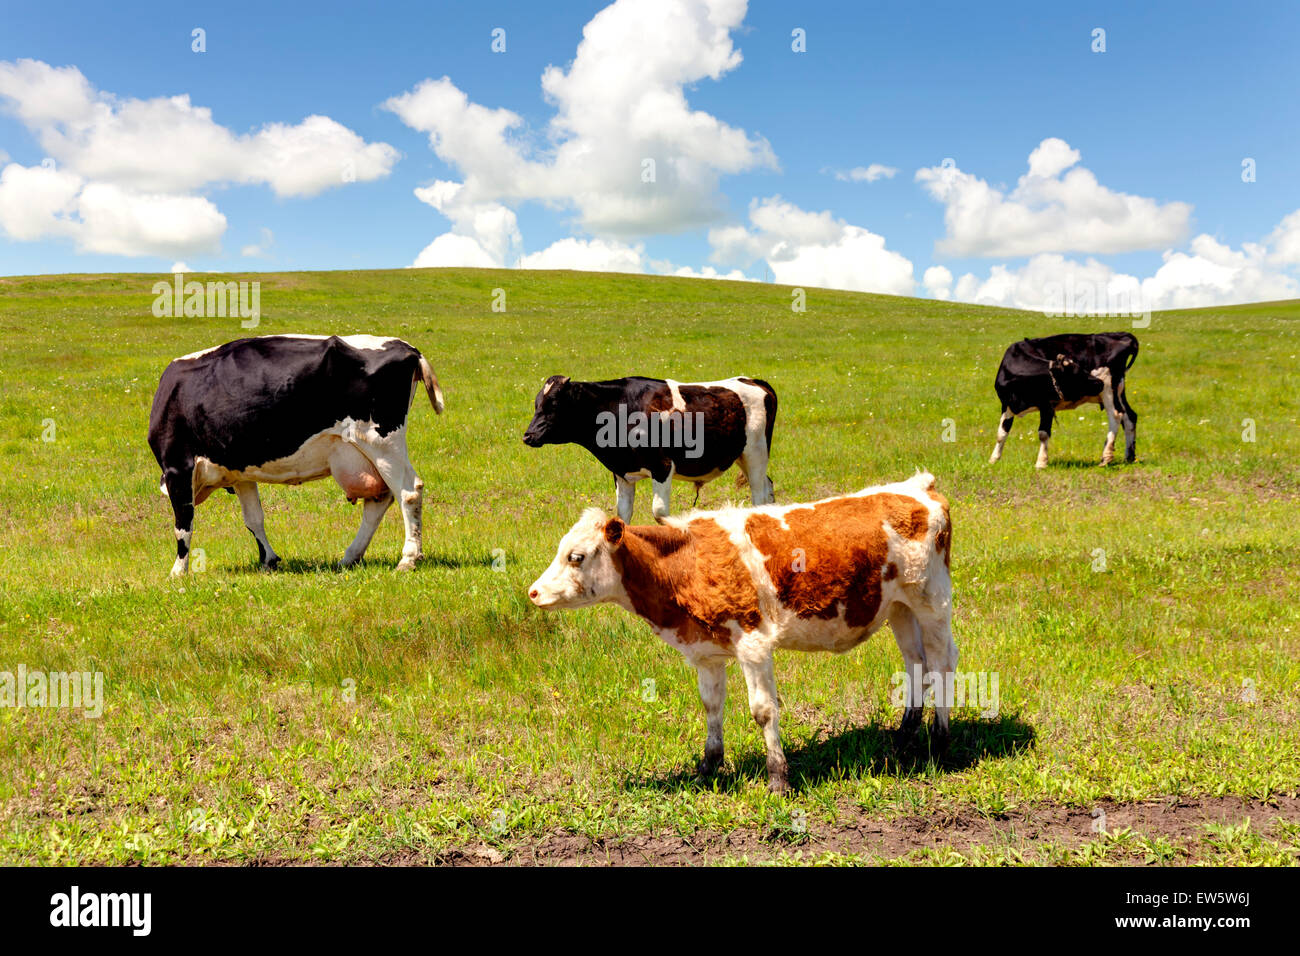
1 0 1297 310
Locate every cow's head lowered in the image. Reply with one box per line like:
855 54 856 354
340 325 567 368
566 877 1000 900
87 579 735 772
528 508 627 609
522 374 573 447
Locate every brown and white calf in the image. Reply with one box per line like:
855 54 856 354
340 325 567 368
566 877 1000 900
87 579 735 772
528 471 956 792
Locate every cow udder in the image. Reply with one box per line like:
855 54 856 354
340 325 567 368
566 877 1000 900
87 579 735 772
329 443 388 503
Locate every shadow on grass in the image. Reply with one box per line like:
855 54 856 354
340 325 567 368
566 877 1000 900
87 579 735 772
1037 454 1139 470
622 713 1036 795
226 551 499 575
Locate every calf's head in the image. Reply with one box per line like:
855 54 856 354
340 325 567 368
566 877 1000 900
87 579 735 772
529 509 627 609
522 374 572 447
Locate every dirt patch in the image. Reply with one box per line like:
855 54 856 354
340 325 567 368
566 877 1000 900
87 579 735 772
419 794 1300 866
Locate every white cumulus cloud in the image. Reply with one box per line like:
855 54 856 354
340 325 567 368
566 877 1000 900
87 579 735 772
410 180 522 268
518 237 646 273
923 265 953 300
1265 209 1300 266
709 196 915 295
916 138 1192 258
947 212 1300 314
0 58 398 257
660 263 755 281
0 161 226 256
834 164 897 183
383 0 775 266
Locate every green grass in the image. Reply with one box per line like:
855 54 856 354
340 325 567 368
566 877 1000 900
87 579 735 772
0 268 1297 865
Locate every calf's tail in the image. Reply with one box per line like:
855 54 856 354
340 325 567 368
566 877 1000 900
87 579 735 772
1125 340 1139 370
417 355 445 414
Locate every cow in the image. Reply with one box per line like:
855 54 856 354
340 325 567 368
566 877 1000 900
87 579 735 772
527 471 956 793
147 334 444 576
522 375 777 523
988 332 1139 469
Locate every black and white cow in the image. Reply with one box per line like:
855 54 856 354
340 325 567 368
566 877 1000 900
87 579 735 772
988 332 1138 468
523 375 777 521
147 334 444 576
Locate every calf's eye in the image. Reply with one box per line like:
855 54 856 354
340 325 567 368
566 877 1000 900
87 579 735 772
568 552 585 566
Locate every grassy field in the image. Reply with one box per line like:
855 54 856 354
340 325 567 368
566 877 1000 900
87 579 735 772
0 268 1297 866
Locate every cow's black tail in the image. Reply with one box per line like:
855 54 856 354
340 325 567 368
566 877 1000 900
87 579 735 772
1125 337 1139 370
745 377 778 452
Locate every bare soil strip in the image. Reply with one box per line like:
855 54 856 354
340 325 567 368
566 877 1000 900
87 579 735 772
416 795 1300 866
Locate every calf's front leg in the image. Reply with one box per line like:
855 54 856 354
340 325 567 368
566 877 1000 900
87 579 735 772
164 465 195 577
739 654 788 793
614 474 636 523
694 659 727 776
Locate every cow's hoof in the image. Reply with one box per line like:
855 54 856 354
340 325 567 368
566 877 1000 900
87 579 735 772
262 557 280 571
1035 461 1048 471
696 753 723 778
897 708 923 736
930 729 951 756
768 774 790 795
395 558 419 572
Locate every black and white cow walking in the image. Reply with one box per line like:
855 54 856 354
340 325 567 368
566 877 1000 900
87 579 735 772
523 375 777 521
148 334 444 576
988 332 1138 469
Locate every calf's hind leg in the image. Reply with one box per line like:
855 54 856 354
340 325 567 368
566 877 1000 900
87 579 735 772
739 654 788 793
917 609 959 750
650 471 673 522
1093 368 1119 466
353 431 424 571
888 604 925 736
341 492 394 567
234 481 279 569
738 445 775 505
1117 379 1137 462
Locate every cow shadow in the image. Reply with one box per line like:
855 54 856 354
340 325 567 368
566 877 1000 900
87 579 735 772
1044 458 1113 470
622 713 1036 795
227 552 498 575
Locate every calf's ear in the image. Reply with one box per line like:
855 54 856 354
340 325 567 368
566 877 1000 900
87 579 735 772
603 518 625 548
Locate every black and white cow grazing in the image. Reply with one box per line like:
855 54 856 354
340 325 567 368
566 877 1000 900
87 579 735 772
522 375 777 522
148 334 444 576
989 332 1138 469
